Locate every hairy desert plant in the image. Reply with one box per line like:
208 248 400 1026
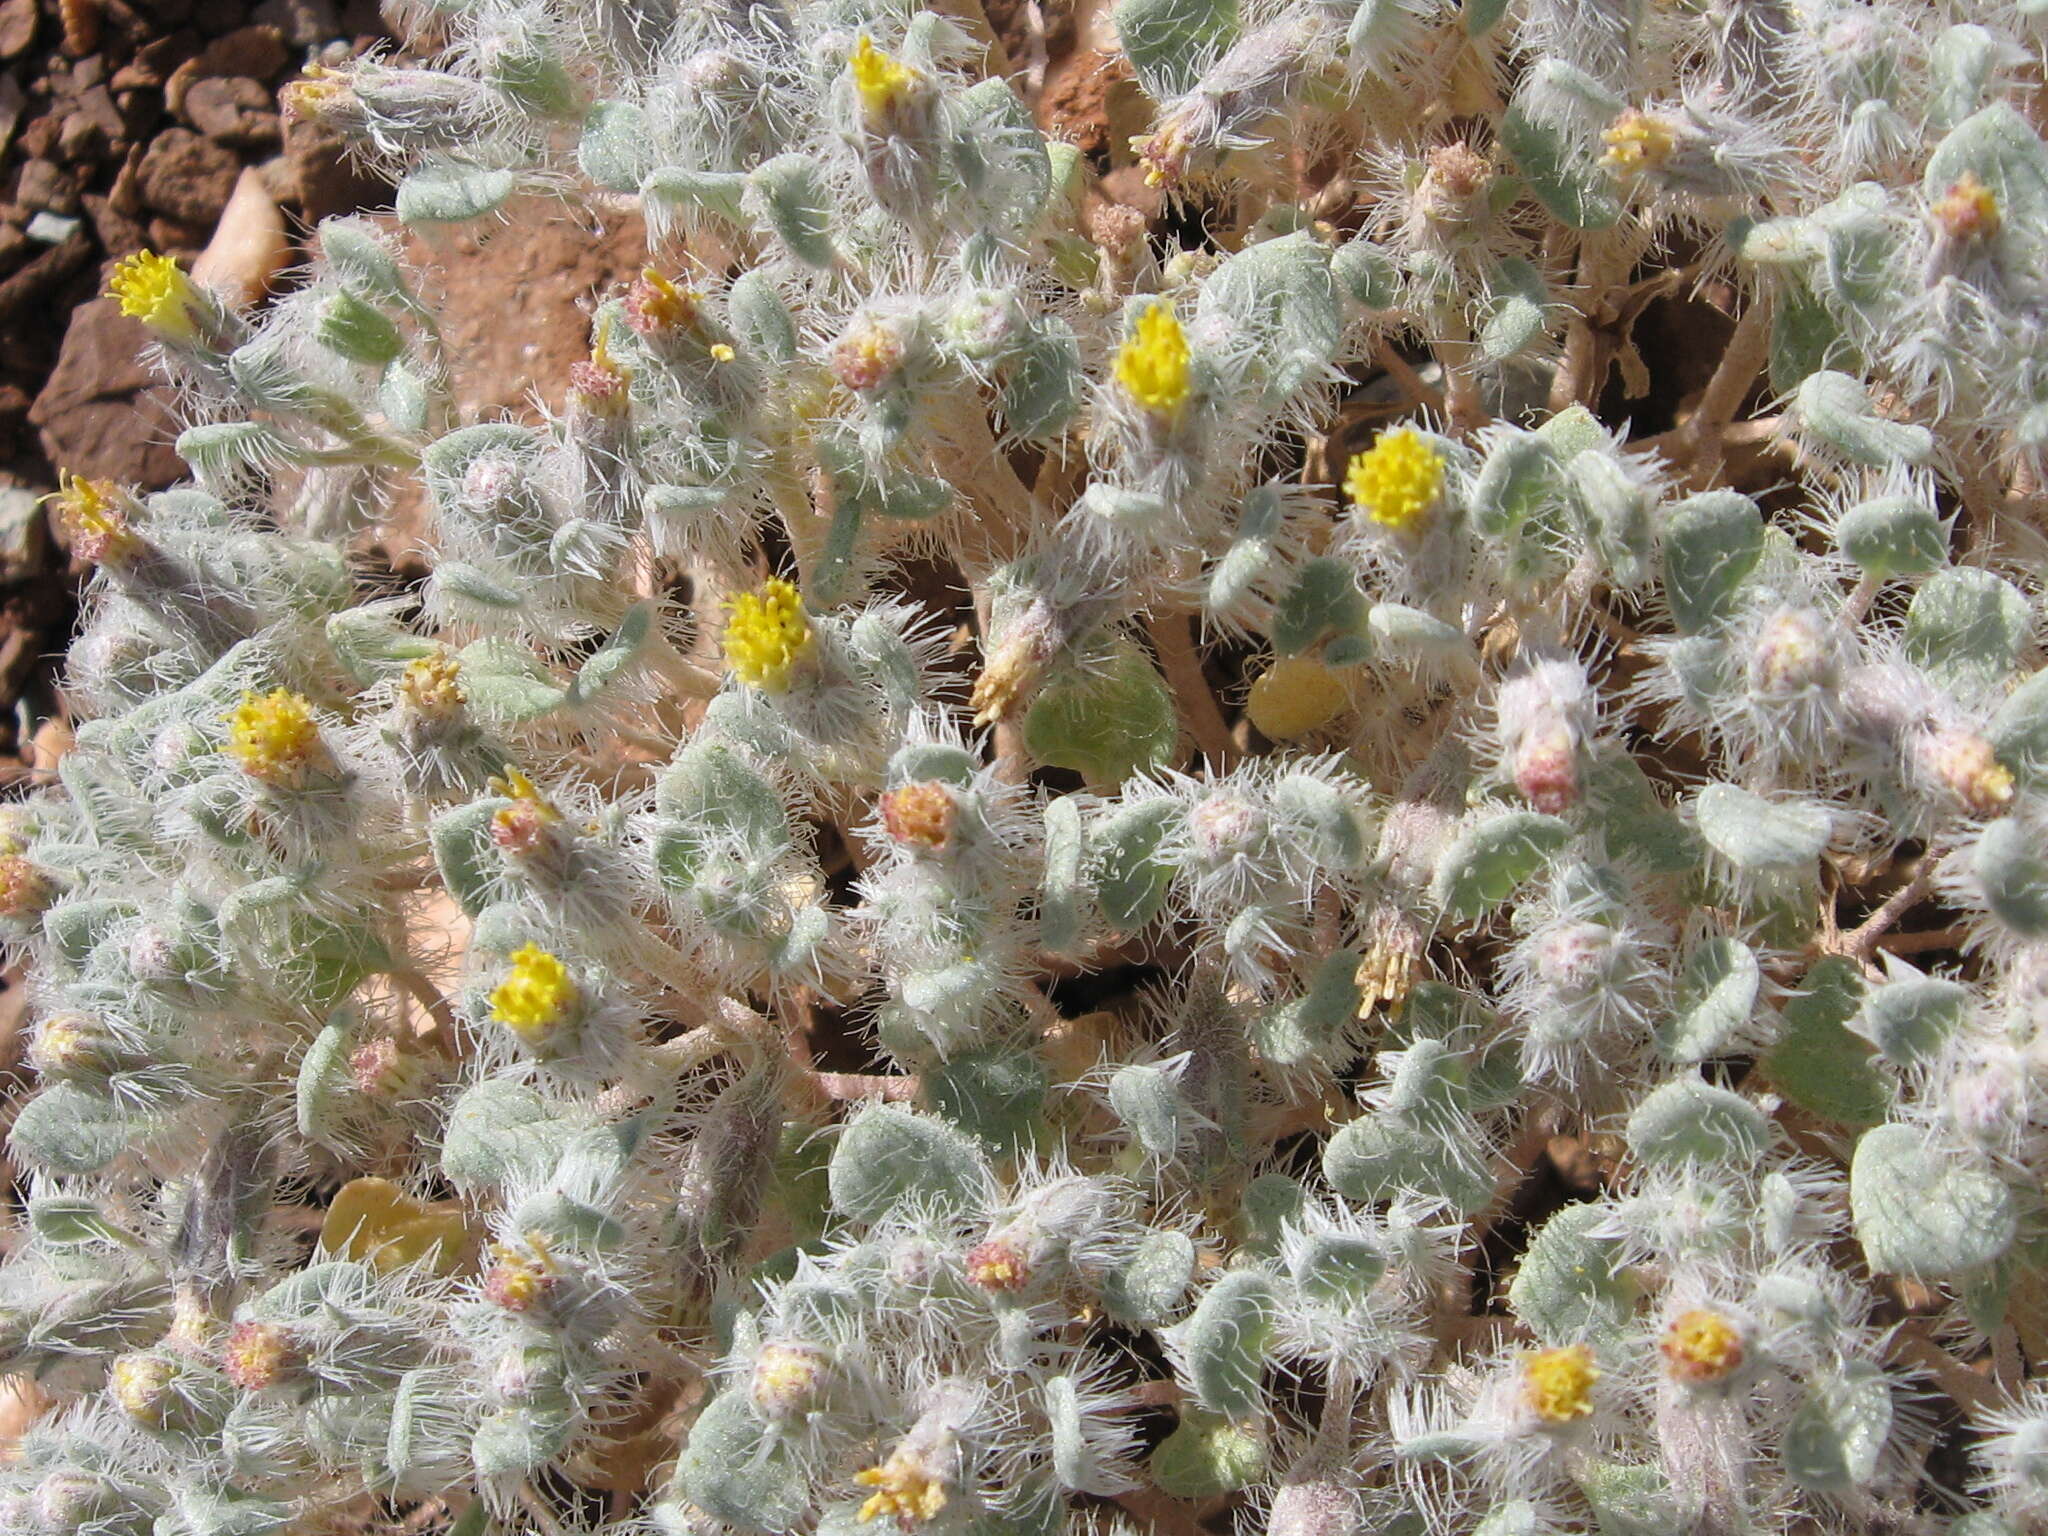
6 2 2048 1534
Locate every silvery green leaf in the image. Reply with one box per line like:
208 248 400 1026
1796 371 1934 466
1626 1075 1768 1166
1851 1123 2016 1277
1694 783 1831 872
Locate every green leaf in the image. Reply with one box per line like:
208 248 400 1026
1850 964 1969 1066
1509 1204 1632 1344
827 1105 990 1221
1149 1408 1266 1499
455 639 566 721
748 155 835 270
1101 1229 1195 1326
674 1393 810 1533
1767 273 1849 397
1851 1123 2016 1277
1023 638 1177 786
1781 1363 1893 1493
395 164 516 225
565 604 655 704
1656 936 1759 1063
577 100 651 191
1431 812 1572 924
1659 490 1764 635
1796 370 1934 466
10 1084 135 1174
1198 232 1341 401
1478 258 1553 361
1625 1076 1768 1166
1905 566 2031 696
1836 495 1947 578
1114 0 1238 100
1499 62 1623 231
1694 783 1831 872
1925 103 2048 229
1172 1270 1275 1417
1762 958 1889 1128
1091 799 1176 930
1973 816 2048 940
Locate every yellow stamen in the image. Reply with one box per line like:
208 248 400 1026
49 471 139 563
855 1446 949 1526
488 944 578 1043
1344 426 1445 534
722 577 813 693
399 651 465 717
106 250 201 342
1932 171 2002 242
849 34 920 120
1522 1343 1598 1425
223 689 322 786
1600 109 1675 175
1113 300 1192 418
1660 1309 1744 1384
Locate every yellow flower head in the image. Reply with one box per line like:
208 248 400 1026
1522 1343 1599 1425
50 471 140 563
1345 426 1445 534
880 781 957 851
484 1236 558 1311
222 1321 296 1391
399 650 465 718
849 34 920 121
1932 171 2002 243
1600 109 1675 176
1131 125 1189 190
723 577 813 693
106 250 201 343
855 1445 949 1527
751 1342 829 1419
1660 1308 1744 1384
110 1353 174 1423
490 768 565 855
488 768 559 817
489 943 578 1043
832 317 907 392
1925 729 2015 817
625 267 700 335
0 853 54 919
281 63 348 123
223 689 323 786
1113 300 1192 418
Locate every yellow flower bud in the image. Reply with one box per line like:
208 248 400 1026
1345 426 1444 534
1660 1308 1744 1384
722 576 813 693
849 34 920 122
105 250 203 343
1521 1343 1598 1424
223 689 323 786
1113 299 1192 418
489 943 579 1043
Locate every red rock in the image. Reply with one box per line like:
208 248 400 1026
15 159 80 215
281 114 389 223
28 298 187 486
82 189 149 255
164 23 286 113
111 29 198 90
181 75 279 146
137 126 238 223
0 0 35 58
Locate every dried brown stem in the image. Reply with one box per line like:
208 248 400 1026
1147 608 1237 767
